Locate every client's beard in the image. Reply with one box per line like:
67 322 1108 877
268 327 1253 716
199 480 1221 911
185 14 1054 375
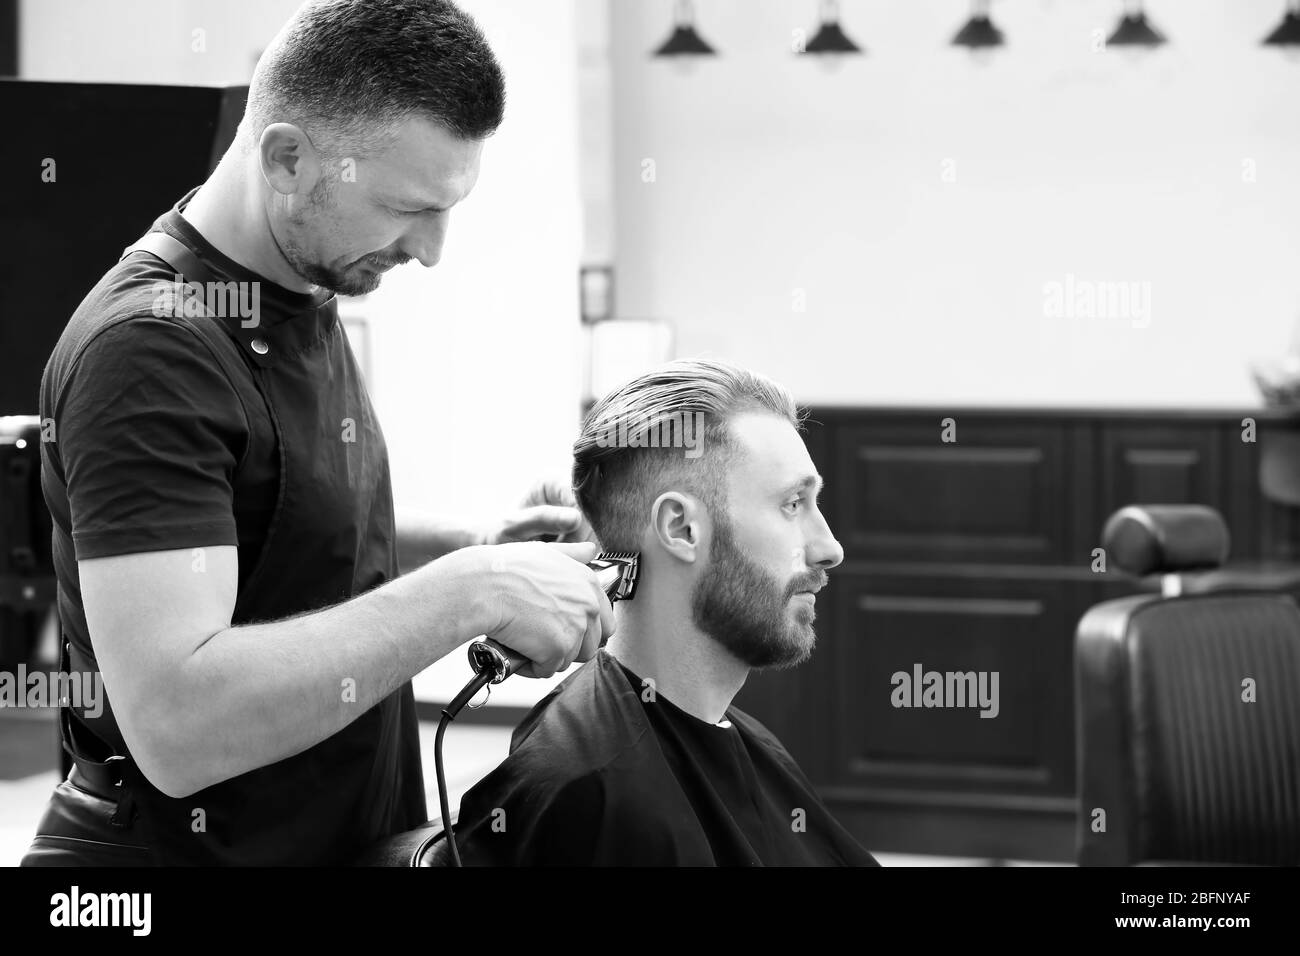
691 512 828 670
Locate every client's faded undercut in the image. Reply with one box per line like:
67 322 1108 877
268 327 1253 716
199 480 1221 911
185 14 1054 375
573 359 802 552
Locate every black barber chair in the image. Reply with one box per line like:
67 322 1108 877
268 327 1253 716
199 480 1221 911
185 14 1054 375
352 819 454 867
1075 504 1300 866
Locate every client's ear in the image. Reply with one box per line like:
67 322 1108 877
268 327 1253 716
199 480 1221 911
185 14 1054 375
650 491 702 563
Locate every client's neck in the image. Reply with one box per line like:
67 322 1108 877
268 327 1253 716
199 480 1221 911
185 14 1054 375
604 593 749 725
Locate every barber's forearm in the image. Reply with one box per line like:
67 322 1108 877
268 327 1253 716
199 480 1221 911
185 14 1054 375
150 551 486 797
395 508 486 572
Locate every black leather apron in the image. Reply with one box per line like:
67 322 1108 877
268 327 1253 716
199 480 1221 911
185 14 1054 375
23 224 425 865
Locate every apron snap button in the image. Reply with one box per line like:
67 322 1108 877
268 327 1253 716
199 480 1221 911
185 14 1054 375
251 338 270 355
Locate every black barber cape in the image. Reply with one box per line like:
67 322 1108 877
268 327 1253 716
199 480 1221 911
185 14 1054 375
38 188 425 864
455 649 879 866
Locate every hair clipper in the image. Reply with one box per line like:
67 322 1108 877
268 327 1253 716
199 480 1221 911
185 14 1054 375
466 550 639 686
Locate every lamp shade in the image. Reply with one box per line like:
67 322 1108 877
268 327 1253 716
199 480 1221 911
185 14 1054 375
952 14 1004 48
1263 8 1300 45
654 24 716 56
804 20 862 54
1107 12 1166 46
654 1 716 57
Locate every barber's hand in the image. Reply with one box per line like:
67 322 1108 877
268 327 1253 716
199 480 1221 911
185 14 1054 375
483 479 600 546
474 540 614 679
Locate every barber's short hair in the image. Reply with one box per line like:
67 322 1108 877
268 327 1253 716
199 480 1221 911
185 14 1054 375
573 359 802 552
242 0 505 158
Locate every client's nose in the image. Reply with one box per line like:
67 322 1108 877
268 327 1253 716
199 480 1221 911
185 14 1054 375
806 512 844 571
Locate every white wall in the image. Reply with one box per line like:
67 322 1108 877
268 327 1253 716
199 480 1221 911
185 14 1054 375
576 0 617 265
367 0 585 705
20 0 299 82
21 0 587 706
610 0 1300 408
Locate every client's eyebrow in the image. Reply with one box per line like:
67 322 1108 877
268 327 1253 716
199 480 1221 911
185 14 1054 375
779 474 824 498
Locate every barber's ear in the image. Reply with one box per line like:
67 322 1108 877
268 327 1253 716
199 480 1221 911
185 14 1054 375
651 492 701 563
259 122 321 197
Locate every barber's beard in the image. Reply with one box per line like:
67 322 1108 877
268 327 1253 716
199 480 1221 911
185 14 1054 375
691 515 827 671
278 182 396 297
286 249 370 296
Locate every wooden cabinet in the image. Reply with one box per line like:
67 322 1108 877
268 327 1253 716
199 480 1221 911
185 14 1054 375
733 406 1300 861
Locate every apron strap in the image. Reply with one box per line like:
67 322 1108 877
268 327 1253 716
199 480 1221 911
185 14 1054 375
121 230 210 284
120 231 279 370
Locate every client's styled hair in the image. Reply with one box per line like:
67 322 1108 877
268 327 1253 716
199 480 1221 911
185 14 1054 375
573 359 802 552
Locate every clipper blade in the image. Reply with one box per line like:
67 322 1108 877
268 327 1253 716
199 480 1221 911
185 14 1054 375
591 550 640 602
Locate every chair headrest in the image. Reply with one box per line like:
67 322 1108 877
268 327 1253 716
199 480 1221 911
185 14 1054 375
1101 505 1230 576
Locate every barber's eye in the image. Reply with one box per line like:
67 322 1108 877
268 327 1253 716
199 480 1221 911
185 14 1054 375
784 499 802 514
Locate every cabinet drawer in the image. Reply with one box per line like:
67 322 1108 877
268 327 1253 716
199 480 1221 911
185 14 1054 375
830 419 1068 563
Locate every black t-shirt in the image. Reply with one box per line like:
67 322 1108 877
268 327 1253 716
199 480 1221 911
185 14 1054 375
455 649 879 866
45 228 285 594
37 189 426 864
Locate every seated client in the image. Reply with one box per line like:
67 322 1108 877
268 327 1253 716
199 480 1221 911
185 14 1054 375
454 359 878 866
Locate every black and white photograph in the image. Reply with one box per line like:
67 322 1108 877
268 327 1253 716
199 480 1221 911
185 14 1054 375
0 0 1295 935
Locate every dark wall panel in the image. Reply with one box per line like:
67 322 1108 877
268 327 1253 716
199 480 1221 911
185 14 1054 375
0 81 247 413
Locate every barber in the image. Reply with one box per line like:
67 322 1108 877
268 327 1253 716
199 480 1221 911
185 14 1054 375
22 0 612 866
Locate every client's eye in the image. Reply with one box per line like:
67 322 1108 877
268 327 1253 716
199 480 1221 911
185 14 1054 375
783 499 802 515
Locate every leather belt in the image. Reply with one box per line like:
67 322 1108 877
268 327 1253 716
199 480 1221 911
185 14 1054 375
57 648 137 827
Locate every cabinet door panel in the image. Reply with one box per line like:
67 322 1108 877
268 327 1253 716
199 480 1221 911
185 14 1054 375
833 420 1067 563
1100 425 1221 514
829 573 1073 797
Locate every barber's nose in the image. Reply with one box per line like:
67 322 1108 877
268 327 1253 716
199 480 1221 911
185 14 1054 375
404 214 449 268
